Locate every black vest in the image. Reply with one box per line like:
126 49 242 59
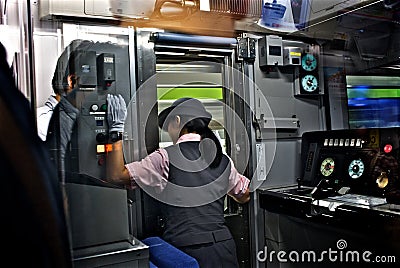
162 141 233 247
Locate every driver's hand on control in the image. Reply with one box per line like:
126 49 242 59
107 94 127 133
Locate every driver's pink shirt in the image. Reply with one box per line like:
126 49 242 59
125 133 250 199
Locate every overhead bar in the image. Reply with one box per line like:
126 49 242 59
150 32 237 47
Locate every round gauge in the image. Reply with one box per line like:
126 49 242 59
301 54 317 71
320 157 335 177
348 159 365 179
301 75 318 92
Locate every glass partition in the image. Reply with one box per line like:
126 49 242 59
347 76 400 129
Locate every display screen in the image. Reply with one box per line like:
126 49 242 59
269 46 281 56
346 76 400 129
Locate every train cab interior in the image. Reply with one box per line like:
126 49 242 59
1 0 400 267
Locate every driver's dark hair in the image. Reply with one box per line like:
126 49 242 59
180 116 223 168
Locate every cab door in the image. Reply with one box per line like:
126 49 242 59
133 29 254 267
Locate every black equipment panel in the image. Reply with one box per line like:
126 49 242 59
66 41 131 183
315 148 379 196
260 128 400 265
301 128 400 199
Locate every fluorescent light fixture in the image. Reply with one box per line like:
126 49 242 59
198 54 225 58
155 51 185 56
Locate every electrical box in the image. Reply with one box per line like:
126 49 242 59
97 53 116 89
284 47 302 66
69 50 97 90
258 35 283 67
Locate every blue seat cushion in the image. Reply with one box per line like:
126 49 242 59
142 236 199 268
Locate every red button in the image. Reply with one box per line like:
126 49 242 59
384 144 393 153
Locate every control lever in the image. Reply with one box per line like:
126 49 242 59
297 177 302 190
311 178 335 199
337 186 350 195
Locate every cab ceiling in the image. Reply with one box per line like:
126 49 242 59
320 1 400 74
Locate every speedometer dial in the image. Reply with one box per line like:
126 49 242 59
348 159 365 179
301 74 318 92
320 157 335 177
301 54 317 72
